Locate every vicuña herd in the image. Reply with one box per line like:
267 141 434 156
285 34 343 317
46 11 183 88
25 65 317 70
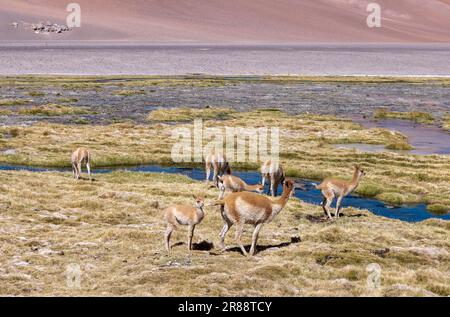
70 148 366 256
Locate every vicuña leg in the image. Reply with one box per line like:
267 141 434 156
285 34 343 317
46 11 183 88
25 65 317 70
213 165 219 187
77 162 82 179
249 223 263 256
205 164 211 182
235 222 247 256
335 196 343 218
165 224 174 253
219 220 232 250
322 190 334 220
86 162 92 181
72 163 77 179
187 225 195 251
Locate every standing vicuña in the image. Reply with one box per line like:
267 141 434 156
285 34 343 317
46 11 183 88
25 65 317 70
315 165 366 219
261 160 285 196
163 196 205 253
205 153 231 187
71 147 91 181
217 175 263 199
216 179 295 256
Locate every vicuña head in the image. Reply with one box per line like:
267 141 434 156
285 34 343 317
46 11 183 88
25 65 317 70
315 164 366 220
216 178 295 256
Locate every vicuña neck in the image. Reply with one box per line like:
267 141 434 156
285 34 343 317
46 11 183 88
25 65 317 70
245 184 259 191
275 188 291 207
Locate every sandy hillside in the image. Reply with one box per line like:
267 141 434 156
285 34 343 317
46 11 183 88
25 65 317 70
1 0 450 43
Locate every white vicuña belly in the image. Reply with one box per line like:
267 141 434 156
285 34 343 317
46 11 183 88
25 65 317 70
235 198 267 224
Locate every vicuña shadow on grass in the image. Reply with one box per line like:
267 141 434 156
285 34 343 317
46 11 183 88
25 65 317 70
224 236 301 255
171 240 214 251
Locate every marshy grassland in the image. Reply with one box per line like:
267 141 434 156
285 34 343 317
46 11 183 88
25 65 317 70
1 108 449 212
0 170 448 296
0 75 449 296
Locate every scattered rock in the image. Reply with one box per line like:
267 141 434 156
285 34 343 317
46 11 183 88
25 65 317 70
373 248 390 258
150 200 160 209
161 258 192 268
74 241 98 247
391 246 449 259
99 192 116 199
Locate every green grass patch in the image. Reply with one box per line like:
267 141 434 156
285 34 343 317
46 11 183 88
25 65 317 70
376 192 405 206
17 104 91 116
427 204 449 215
0 99 29 106
27 91 45 97
113 89 146 96
385 141 413 151
57 97 79 103
442 114 450 131
148 107 235 122
355 182 384 197
374 109 434 124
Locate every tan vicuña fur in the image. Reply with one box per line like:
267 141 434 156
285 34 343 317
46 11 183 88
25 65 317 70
261 160 285 196
163 196 205 253
315 165 366 219
71 147 91 181
217 175 263 199
216 179 295 256
205 153 231 187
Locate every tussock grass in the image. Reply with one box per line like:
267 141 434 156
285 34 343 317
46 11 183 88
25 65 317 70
0 99 29 106
148 107 235 122
113 90 146 96
443 114 450 131
0 170 448 296
374 109 434 124
427 204 449 215
57 98 79 103
27 91 45 97
17 104 91 116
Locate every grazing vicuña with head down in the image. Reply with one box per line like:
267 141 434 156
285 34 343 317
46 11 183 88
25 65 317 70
261 160 285 196
71 147 92 181
205 153 231 187
217 175 263 199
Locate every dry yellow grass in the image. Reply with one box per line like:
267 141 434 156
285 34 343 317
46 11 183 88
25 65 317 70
0 109 449 210
148 107 234 121
0 170 448 296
